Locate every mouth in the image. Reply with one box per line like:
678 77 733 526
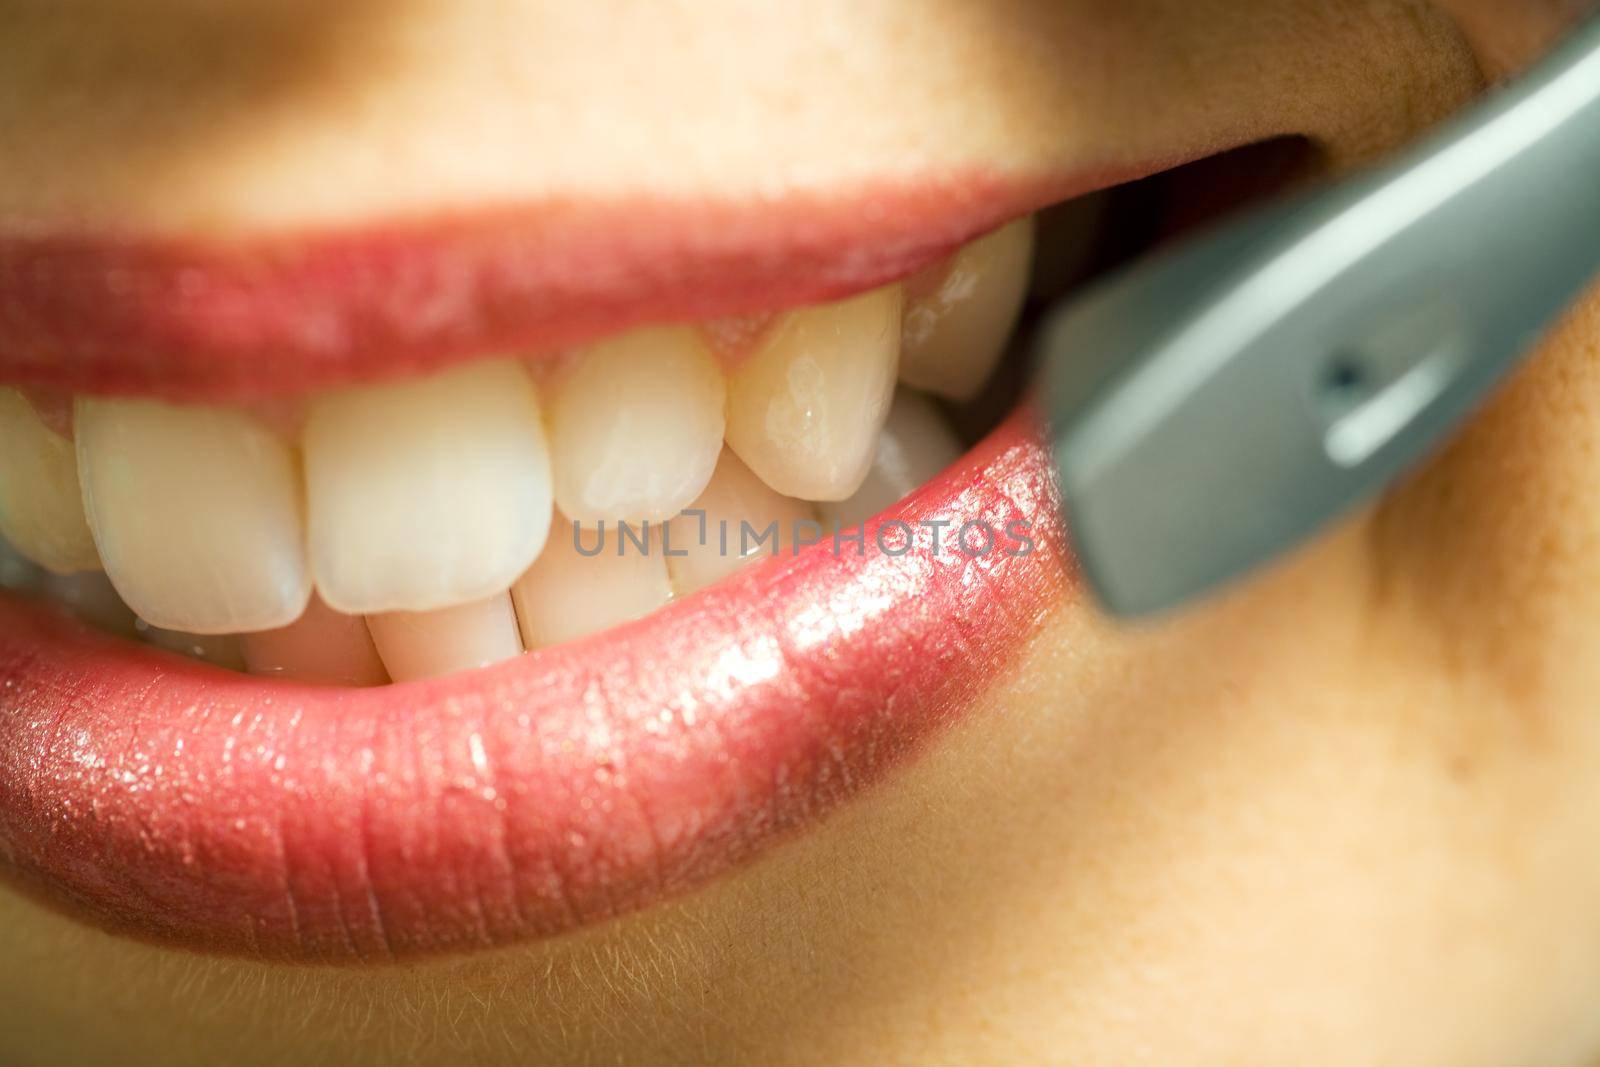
0 139 1312 962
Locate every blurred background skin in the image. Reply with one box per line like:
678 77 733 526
1 2 1598 1064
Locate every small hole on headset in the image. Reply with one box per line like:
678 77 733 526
1322 355 1368 399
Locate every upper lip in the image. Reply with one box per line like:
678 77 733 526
0 166 1178 402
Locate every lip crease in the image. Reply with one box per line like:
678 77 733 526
0 160 1210 402
0 407 1068 962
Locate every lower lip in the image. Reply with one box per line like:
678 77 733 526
0 407 1069 963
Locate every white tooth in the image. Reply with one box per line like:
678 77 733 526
0 387 99 575
75 398 312 634
367 593 523 683
511 513 673 648
666 448 815 596
816 390 964 530
303 359 553 615
39 571 137 637
137 621 247 671
898 217 1035 401
549 326 725 523
241 594 389 686
724 284 901 501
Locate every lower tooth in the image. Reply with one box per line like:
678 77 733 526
666 448 815 596
367 593 523 683
303 359 553 615
137 622 247 671
511 513 674 648
38 571 138 637
0 387 100 575
75 398 312 635
241 594 389 686
816 390 964 530
724 284 902 501
897 217 1035 401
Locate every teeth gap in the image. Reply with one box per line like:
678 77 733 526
1 140 1310 686
942 134 1321 446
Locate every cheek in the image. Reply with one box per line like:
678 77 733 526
1429 0 1594 74
925 295 1600 1060
1372 287 1600 707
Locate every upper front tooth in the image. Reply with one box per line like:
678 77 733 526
0 387 100 575
897 217 1034 401
75 398 312 634
816 390 964 530
724 284 902 502
548 326 725 523
303 359 553 615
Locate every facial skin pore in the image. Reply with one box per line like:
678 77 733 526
2 2 1598 1064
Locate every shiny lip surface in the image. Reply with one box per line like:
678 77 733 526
0 162 1203 401
0 409 1067 963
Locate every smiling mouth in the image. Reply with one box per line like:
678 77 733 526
0 139 1312 962
4 209 1044 667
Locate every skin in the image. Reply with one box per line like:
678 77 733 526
1 0 1598 1063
